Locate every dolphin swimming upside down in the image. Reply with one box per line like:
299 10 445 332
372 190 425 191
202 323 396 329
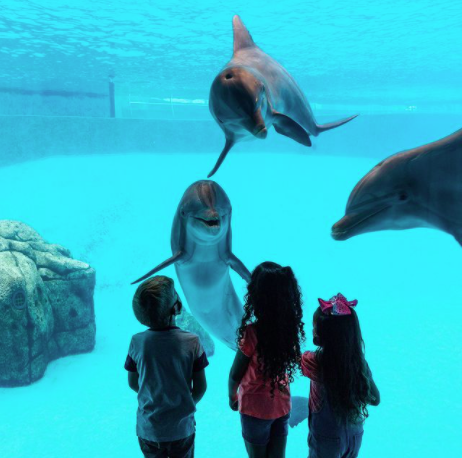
207 15 358 177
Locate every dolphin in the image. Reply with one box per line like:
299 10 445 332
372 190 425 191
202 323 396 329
332 128 462 244
132 180 250 348
207 15 358 177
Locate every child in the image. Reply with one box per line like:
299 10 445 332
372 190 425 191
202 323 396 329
302 294 380 458
228 262 305 458
125 275 208 458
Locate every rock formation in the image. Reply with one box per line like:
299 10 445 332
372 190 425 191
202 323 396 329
0 221 96 387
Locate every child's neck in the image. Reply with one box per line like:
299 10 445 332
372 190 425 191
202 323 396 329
150 317 176 330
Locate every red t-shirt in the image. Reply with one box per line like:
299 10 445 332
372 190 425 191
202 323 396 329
301 351 324 413
238 324 291 420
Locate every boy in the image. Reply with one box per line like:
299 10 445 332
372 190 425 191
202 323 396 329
125 275 208 458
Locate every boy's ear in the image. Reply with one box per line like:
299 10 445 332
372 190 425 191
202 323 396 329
173 301 182 316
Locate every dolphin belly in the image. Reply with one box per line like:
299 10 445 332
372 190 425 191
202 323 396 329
232 49 318 136
132 180 249 349
175 260 242 349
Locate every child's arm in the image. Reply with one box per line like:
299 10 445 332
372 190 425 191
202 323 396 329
192 369 207 405
128 371 139 393
228 349 250 411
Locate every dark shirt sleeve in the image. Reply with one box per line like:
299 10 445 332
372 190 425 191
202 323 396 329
124 338 137 372
193 351 209 372
124 354 137 372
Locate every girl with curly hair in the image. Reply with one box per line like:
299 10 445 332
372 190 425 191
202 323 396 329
302 294 380 458
228 261 305 458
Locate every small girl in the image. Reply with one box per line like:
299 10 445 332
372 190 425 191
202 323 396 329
302 294 380 458
228 262 305 458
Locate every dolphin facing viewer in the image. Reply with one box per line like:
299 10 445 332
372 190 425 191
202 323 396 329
125 275 209 458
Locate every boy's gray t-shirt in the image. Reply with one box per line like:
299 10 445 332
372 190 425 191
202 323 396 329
125 326 209 442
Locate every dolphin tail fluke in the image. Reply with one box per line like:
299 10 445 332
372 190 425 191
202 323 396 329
131 251 185 285
289 396 309 428
207 138 235 178
316 114 358 134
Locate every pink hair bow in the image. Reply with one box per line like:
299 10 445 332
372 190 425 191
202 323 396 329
318 293 358 316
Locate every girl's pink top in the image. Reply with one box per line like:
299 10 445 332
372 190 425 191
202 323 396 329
301 351 324 413
238 324 291 420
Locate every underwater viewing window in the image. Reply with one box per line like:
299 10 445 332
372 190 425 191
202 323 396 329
0 1 461 458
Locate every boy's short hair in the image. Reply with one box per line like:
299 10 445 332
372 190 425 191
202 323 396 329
133 276 175 327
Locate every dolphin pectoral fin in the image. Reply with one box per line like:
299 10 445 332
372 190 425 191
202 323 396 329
131 251 185 285
272 112 312 146
316 114 358 133
232 15 256 54
207 138 235 178
288 396 309 428
228 253 251 282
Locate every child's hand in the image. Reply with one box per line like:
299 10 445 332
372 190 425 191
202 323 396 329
229 396 238 411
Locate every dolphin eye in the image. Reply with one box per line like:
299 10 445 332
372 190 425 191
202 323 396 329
399 192 408 201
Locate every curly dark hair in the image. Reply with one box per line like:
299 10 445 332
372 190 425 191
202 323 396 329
237 261 305 395
313 307 374 423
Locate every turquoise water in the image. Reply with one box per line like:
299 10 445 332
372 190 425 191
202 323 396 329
0 2 462 458
1 0 462 106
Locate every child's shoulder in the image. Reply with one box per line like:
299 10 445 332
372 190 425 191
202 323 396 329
243 322 256 336
239 323 257 344
130 329 151 340
301 351 317 364
171 328 203 348
127 329 151 351
239 323 257 356
131 328 201 352
175 328 200 340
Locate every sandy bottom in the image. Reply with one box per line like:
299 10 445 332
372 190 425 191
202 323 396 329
0 152 460 457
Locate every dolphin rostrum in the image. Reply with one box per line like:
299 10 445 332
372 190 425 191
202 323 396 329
332 128 462 244
207 15 358 177
132 180 250 349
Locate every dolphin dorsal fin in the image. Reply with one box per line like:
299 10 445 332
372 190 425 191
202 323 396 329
233 15 256 54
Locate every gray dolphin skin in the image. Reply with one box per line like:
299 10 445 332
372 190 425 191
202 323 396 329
207 15 358 177
132 180 250 349
332 128 462 244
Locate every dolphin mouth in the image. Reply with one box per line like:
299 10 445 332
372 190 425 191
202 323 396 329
193 216 221 229
331 205 390 240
